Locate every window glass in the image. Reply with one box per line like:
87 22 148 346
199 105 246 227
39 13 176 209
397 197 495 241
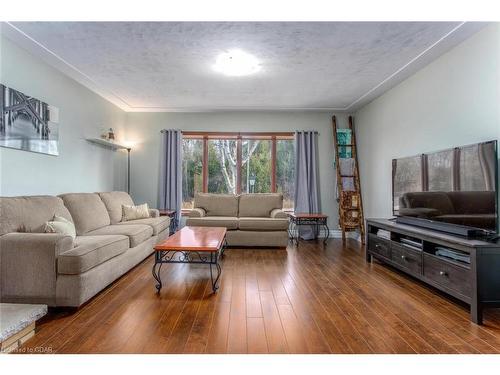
241 139 271 194
181 138 203 208
208 139 237 194
181 135 295 209
277 139 295 208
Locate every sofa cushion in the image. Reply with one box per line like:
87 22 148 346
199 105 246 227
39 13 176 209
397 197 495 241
238 217 289 231
117 216 171 236
59 193 111 235
58 235 129 275
0 196 73 236
194 193 239 217
122 203 150 221
186 216 238 230
85 224 153 248
44 215 77 240
98 191 134 224
238 193 283 217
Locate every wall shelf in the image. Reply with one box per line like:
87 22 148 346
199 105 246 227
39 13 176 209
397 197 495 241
86 138 130 150
86 138 131 193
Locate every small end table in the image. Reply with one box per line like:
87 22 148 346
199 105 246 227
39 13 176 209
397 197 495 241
159 209 178 235
287 213 329 245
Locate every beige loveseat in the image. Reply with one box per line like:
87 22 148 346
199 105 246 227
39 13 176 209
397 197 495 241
0 192 170 307
186 193 289 247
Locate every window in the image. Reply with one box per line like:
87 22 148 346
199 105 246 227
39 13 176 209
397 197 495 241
181 132 295 209
241 139 271 193
181 139 203 209
276 139 295 208
208 139 237 194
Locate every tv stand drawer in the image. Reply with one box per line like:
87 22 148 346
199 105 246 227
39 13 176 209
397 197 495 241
423 253 471 298
368 234 391 259
391 243 422 275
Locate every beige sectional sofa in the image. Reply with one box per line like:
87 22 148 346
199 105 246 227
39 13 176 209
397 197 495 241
0 192 170 307
186 193 289 247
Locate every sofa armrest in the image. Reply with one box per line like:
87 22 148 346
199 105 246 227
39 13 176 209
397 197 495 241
149 208 160 218
0 233 74 305
189 208 206 218
270 208 289 219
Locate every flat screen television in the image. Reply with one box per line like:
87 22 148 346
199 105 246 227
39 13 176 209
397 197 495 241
392 140 498 236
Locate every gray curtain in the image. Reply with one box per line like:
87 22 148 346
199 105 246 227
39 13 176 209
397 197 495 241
294 131 321 240
159 129 182 223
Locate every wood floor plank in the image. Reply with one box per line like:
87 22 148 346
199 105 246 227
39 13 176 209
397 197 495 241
226 270 248 353
277 304 310 353
16 240 500 354
183 279 219 353
205 302 231 353
247 317 269 354
331 243 497 353
322 240 486 353
259 290 289 354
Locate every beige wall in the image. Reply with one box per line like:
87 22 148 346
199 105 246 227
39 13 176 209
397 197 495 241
124 111 348 227
355 24 500 229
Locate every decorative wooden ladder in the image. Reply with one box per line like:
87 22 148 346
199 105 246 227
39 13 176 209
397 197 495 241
332 115 365 243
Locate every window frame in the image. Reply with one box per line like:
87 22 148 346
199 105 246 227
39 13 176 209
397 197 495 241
182 131 294 195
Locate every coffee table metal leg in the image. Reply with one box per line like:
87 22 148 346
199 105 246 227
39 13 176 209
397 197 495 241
221 238 228 258
209 250 222 293
323 223 330 244
152 252 163 293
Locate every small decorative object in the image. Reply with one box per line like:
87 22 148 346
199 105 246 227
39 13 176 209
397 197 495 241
100 128 108 140
107 128 115 141
0 84 60 155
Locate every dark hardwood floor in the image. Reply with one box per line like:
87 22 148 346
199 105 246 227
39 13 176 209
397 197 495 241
17 239 500 354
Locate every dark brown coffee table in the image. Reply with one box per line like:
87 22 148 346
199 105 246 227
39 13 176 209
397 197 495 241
152 226 227 293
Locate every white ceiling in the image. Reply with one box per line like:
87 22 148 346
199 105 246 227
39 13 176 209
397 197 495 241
2 22 487 112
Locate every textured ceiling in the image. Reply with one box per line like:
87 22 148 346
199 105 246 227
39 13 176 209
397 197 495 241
2 22 486 112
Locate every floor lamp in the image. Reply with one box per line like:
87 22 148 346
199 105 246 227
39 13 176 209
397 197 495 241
126 147 131 194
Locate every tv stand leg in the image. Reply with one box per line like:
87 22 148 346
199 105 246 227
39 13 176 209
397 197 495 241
366 251 372 263
471 303 483 325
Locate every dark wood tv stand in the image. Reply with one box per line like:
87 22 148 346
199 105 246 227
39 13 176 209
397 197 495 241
366 218 500 324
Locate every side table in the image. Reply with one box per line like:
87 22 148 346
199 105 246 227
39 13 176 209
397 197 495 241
159 209 178 235
287 213 329 245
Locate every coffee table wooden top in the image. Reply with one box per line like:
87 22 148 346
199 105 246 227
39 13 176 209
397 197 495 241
154 226 227 252
288 212 328 219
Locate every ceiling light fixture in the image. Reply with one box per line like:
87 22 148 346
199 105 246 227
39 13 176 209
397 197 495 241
213 49 261 77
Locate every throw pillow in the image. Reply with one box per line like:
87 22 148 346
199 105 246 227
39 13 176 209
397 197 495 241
122 203 150 221
44 215 77 240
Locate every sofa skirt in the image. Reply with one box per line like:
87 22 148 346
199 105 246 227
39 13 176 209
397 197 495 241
225 230 288 247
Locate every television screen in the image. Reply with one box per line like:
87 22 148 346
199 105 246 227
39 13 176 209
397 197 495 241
392 140 498 233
